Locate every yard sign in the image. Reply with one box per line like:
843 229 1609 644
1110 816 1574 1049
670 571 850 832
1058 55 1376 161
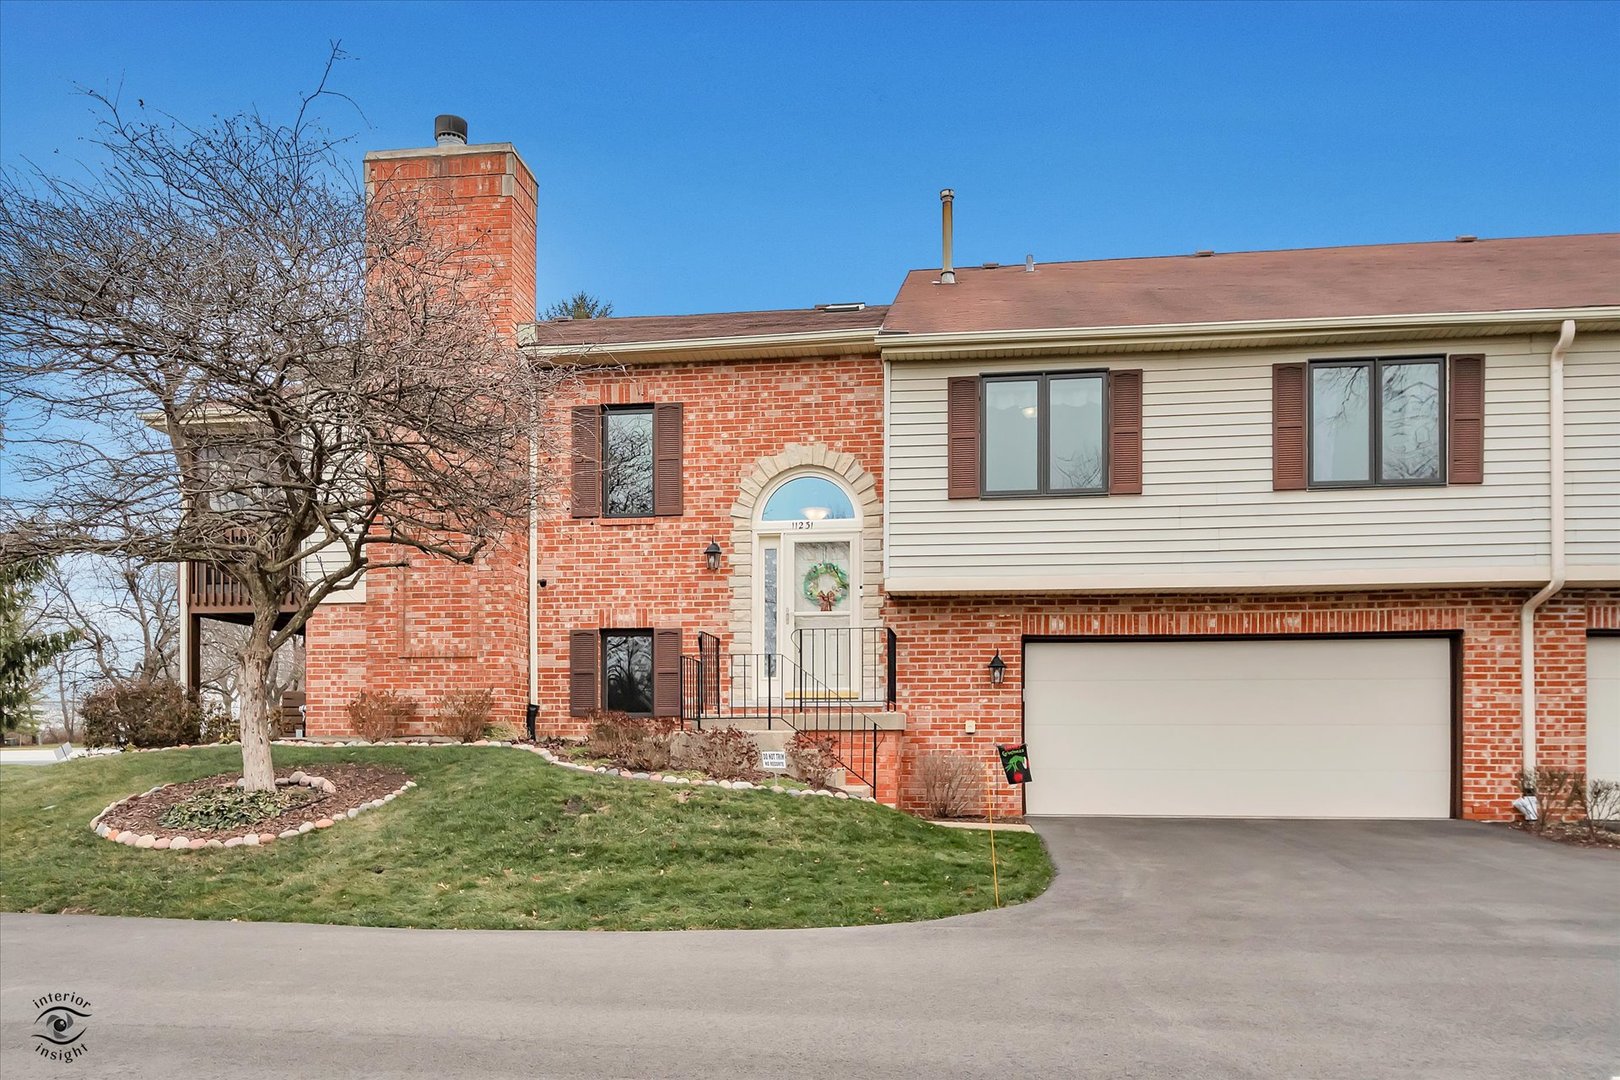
996 744 1031 785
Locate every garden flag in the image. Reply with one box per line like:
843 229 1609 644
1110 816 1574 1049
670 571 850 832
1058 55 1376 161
997 744 1031 785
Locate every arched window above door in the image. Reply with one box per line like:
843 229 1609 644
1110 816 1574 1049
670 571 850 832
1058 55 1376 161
759 474 857 523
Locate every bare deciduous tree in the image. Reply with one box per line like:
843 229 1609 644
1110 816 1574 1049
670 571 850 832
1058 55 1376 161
39 555 178 687
0 58 570 789
201 622 303 721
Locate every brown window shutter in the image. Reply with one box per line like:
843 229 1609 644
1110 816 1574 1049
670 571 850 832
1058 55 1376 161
946 376 981 499
1272 363 1307 491
1107 369 1144 495
1448 354 1485 485
653 403 684 516
569 630 599 716
570 407 602 518
652 628 682 718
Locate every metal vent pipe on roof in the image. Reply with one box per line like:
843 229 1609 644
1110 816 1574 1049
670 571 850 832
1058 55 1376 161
435 114 468 146
940 189 956 285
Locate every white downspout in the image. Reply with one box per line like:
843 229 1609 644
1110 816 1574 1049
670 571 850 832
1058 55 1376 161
528 412 540 730
1519 318 1575 775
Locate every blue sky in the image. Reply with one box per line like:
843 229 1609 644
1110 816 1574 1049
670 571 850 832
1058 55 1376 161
1 0 1616 318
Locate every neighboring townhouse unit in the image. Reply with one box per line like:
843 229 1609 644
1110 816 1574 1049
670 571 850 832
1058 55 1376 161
879 235 1618 820
181 124 1619 821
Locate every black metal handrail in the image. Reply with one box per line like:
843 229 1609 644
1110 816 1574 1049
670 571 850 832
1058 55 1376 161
789 626 897 708
678 644 886 802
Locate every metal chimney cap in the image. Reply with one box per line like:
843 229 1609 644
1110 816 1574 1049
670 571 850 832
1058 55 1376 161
435 114 468 146
940 188 955 201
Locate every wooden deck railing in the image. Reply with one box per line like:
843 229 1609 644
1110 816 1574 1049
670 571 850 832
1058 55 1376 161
186 560 303 614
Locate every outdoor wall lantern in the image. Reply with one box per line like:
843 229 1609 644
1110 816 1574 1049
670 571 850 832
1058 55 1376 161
988 650 1006 686
704 539 723 572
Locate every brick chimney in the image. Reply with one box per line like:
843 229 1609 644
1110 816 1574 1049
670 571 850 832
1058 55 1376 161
300 121 540 740
362 116 538 336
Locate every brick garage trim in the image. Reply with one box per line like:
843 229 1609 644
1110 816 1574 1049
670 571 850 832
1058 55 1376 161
885 588 1620 821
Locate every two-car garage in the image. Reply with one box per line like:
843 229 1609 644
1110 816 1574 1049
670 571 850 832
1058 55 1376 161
1022 637 1455 818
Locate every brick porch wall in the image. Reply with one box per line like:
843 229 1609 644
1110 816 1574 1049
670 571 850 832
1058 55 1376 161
884 588 1620 821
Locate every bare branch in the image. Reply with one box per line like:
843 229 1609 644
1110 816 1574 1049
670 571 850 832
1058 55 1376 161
0 54 575 785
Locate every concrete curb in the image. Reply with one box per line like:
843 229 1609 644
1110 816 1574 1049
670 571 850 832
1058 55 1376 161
926 819 1035 834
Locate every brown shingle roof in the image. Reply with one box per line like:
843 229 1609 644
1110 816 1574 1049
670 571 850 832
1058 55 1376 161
524 305 887 348
881 234 1620 337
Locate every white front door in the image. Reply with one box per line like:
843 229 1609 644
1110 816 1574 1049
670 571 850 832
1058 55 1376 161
759 531 859 695
754 471 864 698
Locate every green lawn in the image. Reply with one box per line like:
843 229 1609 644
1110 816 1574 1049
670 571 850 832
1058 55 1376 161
0 746 1052 930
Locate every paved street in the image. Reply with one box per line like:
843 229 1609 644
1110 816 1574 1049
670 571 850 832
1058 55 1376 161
3 820 1615 1079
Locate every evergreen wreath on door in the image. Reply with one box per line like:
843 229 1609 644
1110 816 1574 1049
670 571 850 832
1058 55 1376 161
802 561 850 611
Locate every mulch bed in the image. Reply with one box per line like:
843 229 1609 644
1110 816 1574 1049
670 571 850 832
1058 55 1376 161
1505 821 1620 849
100 764 410 842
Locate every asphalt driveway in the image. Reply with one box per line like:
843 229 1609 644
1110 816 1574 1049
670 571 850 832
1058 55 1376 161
2 820 1615 1079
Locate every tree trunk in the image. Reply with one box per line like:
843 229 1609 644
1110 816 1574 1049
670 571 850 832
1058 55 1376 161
237 616 277 792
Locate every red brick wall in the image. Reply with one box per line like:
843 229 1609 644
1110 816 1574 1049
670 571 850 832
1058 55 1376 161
307 351 887 743
534 356 884 732
304 144 537 736
885 589 1620 820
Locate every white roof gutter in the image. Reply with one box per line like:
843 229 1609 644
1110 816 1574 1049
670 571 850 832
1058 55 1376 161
877 306 1620 358
517 326 882 361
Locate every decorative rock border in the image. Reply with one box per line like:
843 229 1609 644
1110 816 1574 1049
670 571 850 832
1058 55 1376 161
518 741 874 801
89 771 415 852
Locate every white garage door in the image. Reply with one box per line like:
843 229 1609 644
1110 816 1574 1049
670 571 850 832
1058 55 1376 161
1023 638 1453 818
1588 636 1620 784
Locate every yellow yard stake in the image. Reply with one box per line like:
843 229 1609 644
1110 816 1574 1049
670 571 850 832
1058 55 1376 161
987 761 1001 908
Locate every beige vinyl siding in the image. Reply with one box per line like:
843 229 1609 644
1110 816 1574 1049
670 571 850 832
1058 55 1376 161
304 535 366 604
1566 341 1619 571
886 334 1617 591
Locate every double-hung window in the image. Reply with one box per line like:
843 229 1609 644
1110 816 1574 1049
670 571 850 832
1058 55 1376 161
601 406 655 516
602 630 654 714
1309 356 1444 487
571 402 683 518
982 372 1108 496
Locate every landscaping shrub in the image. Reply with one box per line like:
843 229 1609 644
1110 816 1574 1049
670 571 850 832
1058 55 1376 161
584 710 676 772
80 681 204 749
1574 777 1620 839
916 752 984 819
158 787 313 832
1517 767 1584 830
345 691 414 742
675 727 762 782
434 690 495 743
786 731 840 787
